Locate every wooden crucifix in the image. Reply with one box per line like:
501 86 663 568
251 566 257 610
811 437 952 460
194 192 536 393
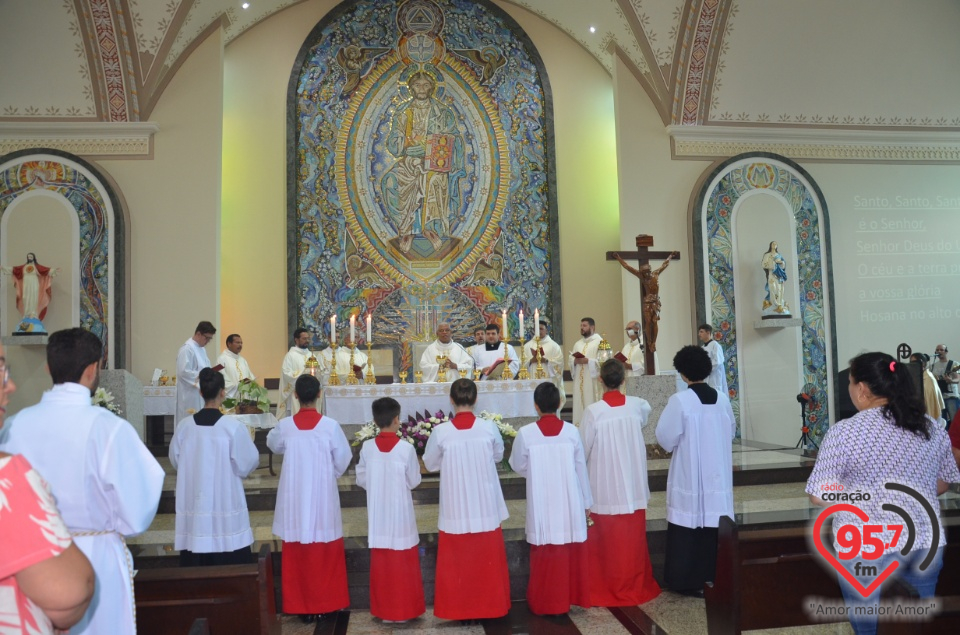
606 234 681 375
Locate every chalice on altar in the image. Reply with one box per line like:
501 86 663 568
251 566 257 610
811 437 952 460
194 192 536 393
473 369 482 381
414 370 423 383
399 370 408 385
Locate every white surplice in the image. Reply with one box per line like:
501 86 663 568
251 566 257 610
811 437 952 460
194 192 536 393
580 396 653 514
419 340 474 383
472 342 520 379
266 413 352 543
522 335 566 408
620 339 645 377
655 389 735 528
217 349 256 399
355 436 422 550
422 416 508 533
169 413 259 552
0 383 164 635
508 419 593 545
176 338 211 424
568 333 602 425
320 346 373 383
703 340 729 396
277 346 311 418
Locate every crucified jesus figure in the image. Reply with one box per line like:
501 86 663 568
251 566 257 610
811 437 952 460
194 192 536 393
614 251 677 353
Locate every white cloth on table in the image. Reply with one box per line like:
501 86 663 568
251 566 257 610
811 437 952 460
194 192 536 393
320 346 373 381
266 414 351 543
509 419 593 545
0 382 164 635
702 340 728 396
422 417 508 534
472 342 519 379
655 389 735 528
176 338 211 424
217 349 256 400
621 340 645 377
278 346 311 419
568 333 602 425
355 437 421 550
419 340 474 383
169 413 259 552
580 396 652 514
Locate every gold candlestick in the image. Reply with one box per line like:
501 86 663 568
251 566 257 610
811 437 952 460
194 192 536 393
365 342 376 385
500 343 514 380
436 354 448 383
326 344 339 386
347 342 359 385
534 335 547 379
517 341 530 380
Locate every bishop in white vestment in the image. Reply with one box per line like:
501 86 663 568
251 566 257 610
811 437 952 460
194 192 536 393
419 323 474 382
217 334 256 399
619 320 645 377
472 325 519 379
176 322 215 423
278 329 313 418
568 319 602 425
698 325 729 396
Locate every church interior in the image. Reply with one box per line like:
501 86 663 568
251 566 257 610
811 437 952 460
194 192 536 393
2 0 960 633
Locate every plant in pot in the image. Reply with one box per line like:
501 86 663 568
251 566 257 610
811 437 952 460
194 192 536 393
222 380 271 415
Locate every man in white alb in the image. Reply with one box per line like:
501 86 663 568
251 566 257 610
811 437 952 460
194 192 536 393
0 328 164 635
698 324 728 396
472 323 519 380
523 319 566 407
218 333 256 400
278 328 314 418
466 327 486 360
321 336 374 383
568 317 602 425
419 323 474 382
176 321 215 424
618 320 645 377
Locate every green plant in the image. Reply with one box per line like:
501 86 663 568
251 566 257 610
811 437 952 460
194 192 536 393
223 380 270 414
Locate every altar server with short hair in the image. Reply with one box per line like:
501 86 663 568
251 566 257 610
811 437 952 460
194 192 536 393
509 382 593 615
422 379 510 620
472 324 519 379
697 324 728 396
267 374 352 619
356 397 425 623
580 359 661 606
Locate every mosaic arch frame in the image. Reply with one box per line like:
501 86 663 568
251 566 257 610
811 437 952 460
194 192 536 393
286 0 560 367
692 152 838 444
0 149 125 368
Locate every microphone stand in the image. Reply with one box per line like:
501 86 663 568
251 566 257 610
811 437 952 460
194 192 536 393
795 393 818 452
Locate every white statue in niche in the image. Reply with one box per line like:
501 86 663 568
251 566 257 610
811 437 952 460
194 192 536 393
1 253 61 334
760 241 790 318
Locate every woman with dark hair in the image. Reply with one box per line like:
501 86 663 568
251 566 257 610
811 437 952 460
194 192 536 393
806 352 960 635
655 345 735 597
170 367 259 566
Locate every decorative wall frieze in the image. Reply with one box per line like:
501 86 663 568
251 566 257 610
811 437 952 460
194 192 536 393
668 125 960 163
0 122 159 157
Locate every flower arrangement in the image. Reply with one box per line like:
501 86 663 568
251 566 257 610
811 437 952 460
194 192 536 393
92 387 122 416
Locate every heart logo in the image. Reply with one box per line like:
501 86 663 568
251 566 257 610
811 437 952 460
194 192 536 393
812 504 900 597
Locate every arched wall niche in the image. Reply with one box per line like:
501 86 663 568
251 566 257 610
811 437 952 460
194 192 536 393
692 152 837 446
0 149 127 368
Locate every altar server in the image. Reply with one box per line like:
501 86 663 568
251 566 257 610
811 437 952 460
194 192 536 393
472 323 519 379
419 323 474 383
170 368 259 566
218 333 256 399
523 319 566 408
618 320 645 377
569 317 602 425
698 324 728 396
267 375 352 618
278 328 313 418
355 397 425 622
0 328 164 635
580 359 660 606
176 320 215 423
509 382 592 615
422 379 510 619
321 337 373 383
656 345 735 597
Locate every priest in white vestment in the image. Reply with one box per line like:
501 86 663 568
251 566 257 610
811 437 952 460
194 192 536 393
465 327 486 360
698 324 728 397
277 328 314 419
217 333 256 399
472 323 519 380
176 321 216 424
320 338 373 383
618 320 645 377
568 317 602 425
523 320 566 404
419 323 474 382
0 328 164 635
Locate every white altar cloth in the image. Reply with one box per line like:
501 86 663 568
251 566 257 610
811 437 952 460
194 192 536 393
143 385 177 416
323 379 540 425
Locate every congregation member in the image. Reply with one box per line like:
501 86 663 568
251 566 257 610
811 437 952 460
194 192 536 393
170 368 259 566
569 317 602 425
466 327 486 359
0 328 164 635
580 360 660 606
355 397 425 623
422 379 510 620
509 382 592 615
176 320 216 423
807 352 960 635
523 319 566 408
656 345 735 597
267 375 352 621
951 409 960 467
698 324 728 396
617 319 645 377
932 344 958 423
910 352 944 424
217 333 256 399
419 323 474 382
278 328 312 417
320 336 372 382
472 323 519 379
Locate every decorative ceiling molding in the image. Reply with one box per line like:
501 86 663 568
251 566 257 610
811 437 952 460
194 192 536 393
668 125 960 164
0 122 159 157
615 0 669 123
81 0 139 121
672 0 732 126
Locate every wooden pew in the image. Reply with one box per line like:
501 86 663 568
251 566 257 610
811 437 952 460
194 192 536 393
134 544 280 635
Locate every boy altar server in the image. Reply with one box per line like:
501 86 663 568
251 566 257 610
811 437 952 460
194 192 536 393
267 375 352 619
422 378 510 620
355 397 425 622
580 359 661 606
509 382 593 615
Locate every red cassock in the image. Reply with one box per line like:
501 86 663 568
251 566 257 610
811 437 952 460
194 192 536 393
587 509 661 606
281 540 350 614
527 541 592 615
434 527 511 619
370 546 425 621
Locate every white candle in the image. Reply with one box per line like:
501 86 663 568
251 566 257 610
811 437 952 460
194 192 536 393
502 309 508 340
349 314 356 344
534 308 539 334
366 313 372 343
330 315 336 344
519 310 524 340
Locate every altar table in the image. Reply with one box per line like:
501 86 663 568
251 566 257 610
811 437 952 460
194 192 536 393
143 385 177 416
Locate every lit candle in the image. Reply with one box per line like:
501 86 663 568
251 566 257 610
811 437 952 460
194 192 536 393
330 315 336 345
519 309 524 340
534 308 539 334
349 314 356 344
366 313 372 342
502 309 508 340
